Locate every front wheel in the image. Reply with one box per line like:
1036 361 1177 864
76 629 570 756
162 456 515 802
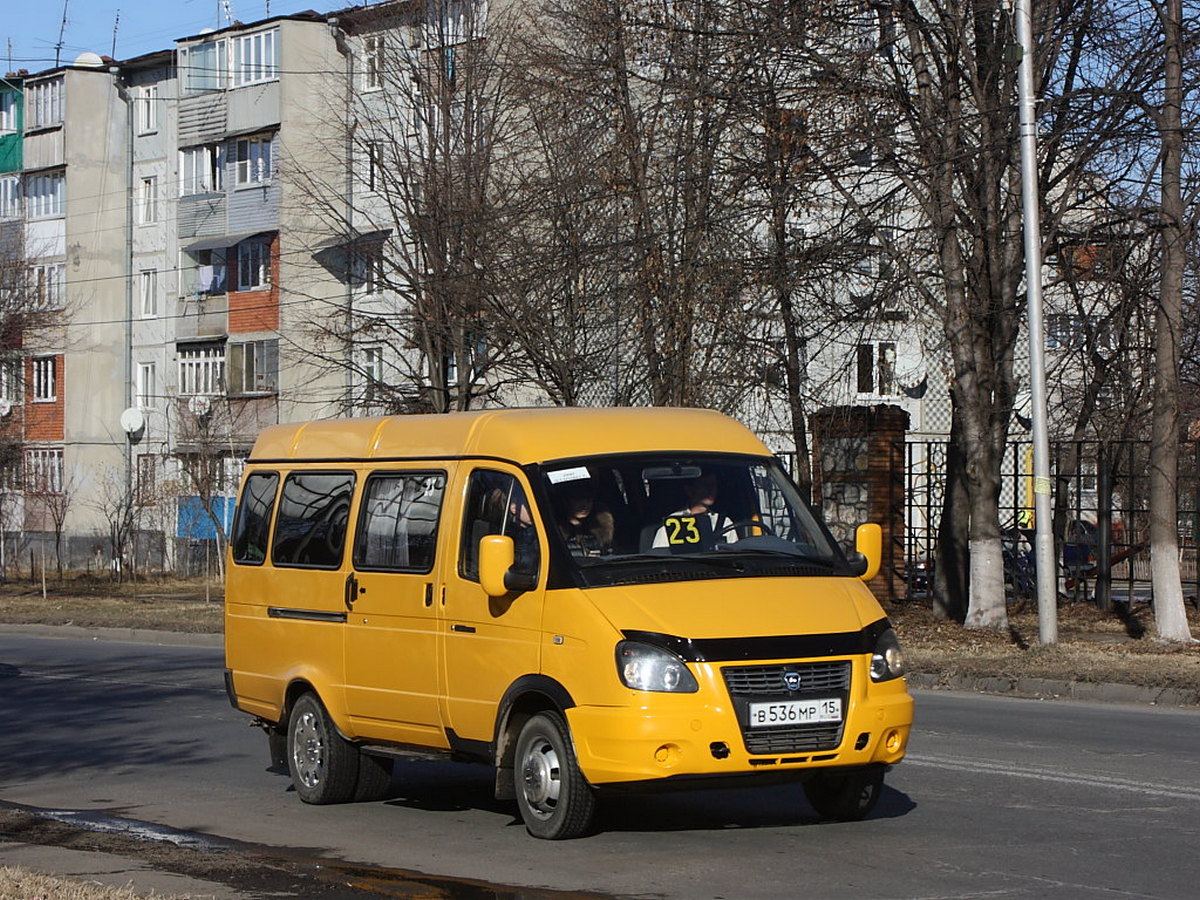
287 693 359 804
803 767 884 821
515 712 596 839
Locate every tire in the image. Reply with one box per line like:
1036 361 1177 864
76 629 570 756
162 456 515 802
286 693 359 804
514 711 596 839
803 767 884 821
353 752 393 802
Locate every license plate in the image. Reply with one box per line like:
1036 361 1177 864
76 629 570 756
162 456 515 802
748 697 842 727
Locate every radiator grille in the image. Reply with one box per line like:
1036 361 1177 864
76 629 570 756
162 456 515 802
721 660 852 755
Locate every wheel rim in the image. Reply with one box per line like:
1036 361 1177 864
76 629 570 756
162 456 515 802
521 736 561 820
292 709 324 789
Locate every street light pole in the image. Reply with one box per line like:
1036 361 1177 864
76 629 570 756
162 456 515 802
1015 0 1058 644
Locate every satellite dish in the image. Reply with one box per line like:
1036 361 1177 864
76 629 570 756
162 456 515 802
73 51 105 68
120 407 145 434
188 395 213 417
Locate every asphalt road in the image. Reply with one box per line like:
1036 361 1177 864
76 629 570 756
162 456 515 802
1 632 1198 899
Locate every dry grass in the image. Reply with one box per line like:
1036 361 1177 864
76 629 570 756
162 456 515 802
0 867 193 900
0 579 222 633
891 601 1200 693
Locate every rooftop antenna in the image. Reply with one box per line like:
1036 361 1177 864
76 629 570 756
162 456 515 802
55 0 69 67
222 0 234 25
111 10 120 60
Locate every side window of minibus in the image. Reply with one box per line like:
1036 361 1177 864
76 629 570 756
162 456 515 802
231 472 278 565
459 470 540 581
354 472 446 572
271 472 356 569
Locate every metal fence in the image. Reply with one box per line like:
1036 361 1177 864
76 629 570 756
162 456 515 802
897 439 1200 604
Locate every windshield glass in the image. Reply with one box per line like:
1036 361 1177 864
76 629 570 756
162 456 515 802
538 454 843 582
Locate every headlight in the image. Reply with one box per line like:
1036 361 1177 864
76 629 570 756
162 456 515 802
616 641 699 693
870 627 906 682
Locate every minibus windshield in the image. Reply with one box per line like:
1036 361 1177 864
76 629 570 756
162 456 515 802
539 454 843 577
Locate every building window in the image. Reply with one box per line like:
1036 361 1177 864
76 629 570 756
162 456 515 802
0 90 16 134
32 356 57 402
26 78 63 129
0 357 21 402
139 269 158 317
136 454 158 505
426 0 486 48
29 263 65 309
178 343 225 395
26 171 64 219
184 39 227 93
364 35 385 90
362 345 383 402
365 140 383 192
856 342 895 395
233 29 278 87
137 176 158 224
136 361 157 408
187 247 228 295
25 448 63 494
135 85 158 134
0 175 19 219
180 144 223 195
227 339 278 394
235 135 273 185
237 239 271 290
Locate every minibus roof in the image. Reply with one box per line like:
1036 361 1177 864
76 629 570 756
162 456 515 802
248 407 769 465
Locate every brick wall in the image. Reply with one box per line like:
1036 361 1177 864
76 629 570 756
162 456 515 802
229 234 279 333
24 353 64 442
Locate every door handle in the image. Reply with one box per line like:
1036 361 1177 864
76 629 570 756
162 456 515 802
451 624 476 634
344 572 358 610
424 583 433 608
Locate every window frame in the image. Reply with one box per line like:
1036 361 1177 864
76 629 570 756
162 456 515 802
25 78 63 130
135 85 158 134
139 268 158 317
180 144 224 195
29 262 65 310
177 342 225 396
138 176 158 225
231 471 279 566
232 29 279 88
24 447 63 494
136 361 157 409
270 470 356 570
235 135 273 186
32 356 57 402
236 239 271 291
26 170 64 219
227 339 278 394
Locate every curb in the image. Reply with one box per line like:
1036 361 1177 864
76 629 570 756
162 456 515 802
906 672 1200 707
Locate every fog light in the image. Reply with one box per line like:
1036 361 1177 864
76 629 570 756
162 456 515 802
709 741 730 760
654 743 680 766
855 732 870 750
884 729 903 753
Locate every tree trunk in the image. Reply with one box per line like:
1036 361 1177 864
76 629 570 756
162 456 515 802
1149 0 1193 642
933 399 970 621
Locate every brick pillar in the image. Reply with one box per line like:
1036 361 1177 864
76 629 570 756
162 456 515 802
810 405 908 603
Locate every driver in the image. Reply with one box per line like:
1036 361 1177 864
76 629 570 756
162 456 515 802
652 471 738 551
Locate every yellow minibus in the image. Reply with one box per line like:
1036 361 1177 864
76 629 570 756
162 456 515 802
224 407 912 839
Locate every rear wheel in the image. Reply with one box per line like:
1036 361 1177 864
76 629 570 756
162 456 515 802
803 767 884 821
515 711 595 839
287 693 358 804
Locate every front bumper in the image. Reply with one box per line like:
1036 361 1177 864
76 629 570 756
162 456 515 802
567 655 912 786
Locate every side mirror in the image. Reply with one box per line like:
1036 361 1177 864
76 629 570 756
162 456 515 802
479 535 537 597
850 523 882 582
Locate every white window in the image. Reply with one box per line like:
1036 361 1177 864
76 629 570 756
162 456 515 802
180 144 224 195
237 239 270 290
33 356 56 402
233 29 278 87
137 176 158 224
30 263 65 309
26 78 63 129
227 339 278 393
362 346 383 403
139 269 158 317
178 343 225 395
365 141 383 192
235 135 273 185
0 90 16 133
25 448 63 493
364 35 385 90
135 85 158 134
0 175 19 218
426 0 487 48
136 362 157 409
359 247 384 293
856 342 895 395
0 358 21 402
185 39 227 93
26 171 64 219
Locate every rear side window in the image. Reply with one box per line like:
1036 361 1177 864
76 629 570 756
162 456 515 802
231 472 278 565
354 472 446 572
271 471 356 569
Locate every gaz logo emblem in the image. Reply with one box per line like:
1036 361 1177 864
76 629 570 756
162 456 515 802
783 671 802 692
